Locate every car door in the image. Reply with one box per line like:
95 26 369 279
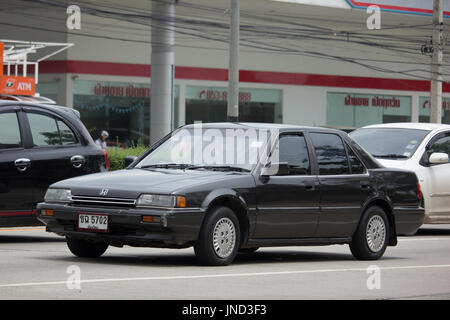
0 108 35 218
309 132 372 238
253 132 321 238
23 109 90 204
421 131 450 220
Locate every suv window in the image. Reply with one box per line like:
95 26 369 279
0 112 22 149
28 113 60 146
57 120 78 145
277 134 310 175
310 132 350 175
427 134 450 158
27 113 78 147
346 144 365 174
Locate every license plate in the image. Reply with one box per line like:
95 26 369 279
77 213 109 232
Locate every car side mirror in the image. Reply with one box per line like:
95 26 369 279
260 162 290 177
429 152 449 165
124 156 138 167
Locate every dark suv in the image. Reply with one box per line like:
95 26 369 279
0 101 108 227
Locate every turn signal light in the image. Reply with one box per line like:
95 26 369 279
176 196 186 208
42 209 54 216
142 216 154 223
142 215 161 223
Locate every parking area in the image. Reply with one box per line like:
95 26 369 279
1 225 450 300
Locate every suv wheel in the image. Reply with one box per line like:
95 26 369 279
66 237 109 258
350 206 389 260
194 206 240 266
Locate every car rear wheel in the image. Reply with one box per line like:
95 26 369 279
350 206 389 260
66 237 109 258
194 206 240 266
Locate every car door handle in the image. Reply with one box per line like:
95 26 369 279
14 158 31 172
360 182 371 190
304 183 315 191
70 155 85 169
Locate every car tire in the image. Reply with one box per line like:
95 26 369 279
350 206 389 260
194 206 240 266
66 237 109 258
239 247 259 253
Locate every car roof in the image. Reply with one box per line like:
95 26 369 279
0 100 80 119
360 122 450 131
181 122 343 133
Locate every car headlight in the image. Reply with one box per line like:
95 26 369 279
136 194 186 208
44 188 72 203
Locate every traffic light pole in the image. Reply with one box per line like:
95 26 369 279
430 0 443 123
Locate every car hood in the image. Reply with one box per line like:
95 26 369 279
51 168 249 198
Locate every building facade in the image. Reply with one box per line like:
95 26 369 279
4 0 449 146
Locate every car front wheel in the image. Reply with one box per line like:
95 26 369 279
194 206 240 266
350 206 389 260
66 237 109 258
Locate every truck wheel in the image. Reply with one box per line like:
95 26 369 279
194 206 240 266
66 237 109 258
350 206 389 260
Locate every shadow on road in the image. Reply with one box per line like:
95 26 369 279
0 235 65 243
415 227 450 236
40 249 403 267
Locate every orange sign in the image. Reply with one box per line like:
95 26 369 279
0 76 35 96
0 42 3 77
0 42 36 96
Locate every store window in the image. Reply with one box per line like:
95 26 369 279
326 92 412 128
36 82 58 103
73 80 179 147
418 97 450 124
185 86 282 124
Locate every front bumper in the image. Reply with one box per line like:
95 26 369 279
393 206 425 235
36 202 205 248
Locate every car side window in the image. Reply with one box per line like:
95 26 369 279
427 134 450 158
346 144 365 174
57 120 78 145
310 132 350 175
0 112 22 149
277 134 311 175
28 113 61 147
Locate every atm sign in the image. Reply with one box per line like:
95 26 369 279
0 76 35 96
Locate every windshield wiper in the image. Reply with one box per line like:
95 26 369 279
138 163 195 169
188 165 250 172
372 154 409 159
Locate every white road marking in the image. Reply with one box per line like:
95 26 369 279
0 227 45 231
1 264 450 288
398 237 450 242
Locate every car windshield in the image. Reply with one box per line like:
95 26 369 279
349 128 429 160
136 127 271 171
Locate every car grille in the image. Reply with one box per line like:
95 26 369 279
70 195 136 208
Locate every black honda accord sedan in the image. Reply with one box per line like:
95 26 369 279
37 123 424 265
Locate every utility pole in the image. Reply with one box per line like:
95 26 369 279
227 0 240 122
151 0 175 144
430 0 443 123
